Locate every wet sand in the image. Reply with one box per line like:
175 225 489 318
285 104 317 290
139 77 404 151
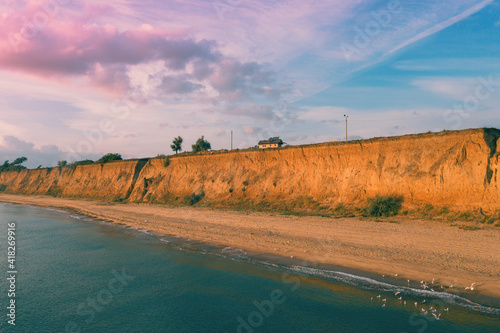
1 194 499 300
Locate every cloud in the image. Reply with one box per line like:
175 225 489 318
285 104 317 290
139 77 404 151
0 135 76 168
0 2 290 105
242 126 261 135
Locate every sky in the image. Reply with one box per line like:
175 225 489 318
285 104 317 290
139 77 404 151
0 0 499 167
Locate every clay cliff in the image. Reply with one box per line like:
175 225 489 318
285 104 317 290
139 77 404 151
1 128 499 210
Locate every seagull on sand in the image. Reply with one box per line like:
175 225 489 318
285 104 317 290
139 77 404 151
465 282 476 291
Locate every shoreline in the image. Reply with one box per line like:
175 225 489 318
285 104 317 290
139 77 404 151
1 194 499 306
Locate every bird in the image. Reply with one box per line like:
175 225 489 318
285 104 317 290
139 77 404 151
414 302 418 307
395 273 398 277
382 299 387 302
432 313 441 320
404 301 407 306
395 291 401 296
398 297 402 300
377 295 381 298
465 283 475 290
432 278 435 284
444 308 449 312
449 284 454 288
382 304 386 307
407 279 410 285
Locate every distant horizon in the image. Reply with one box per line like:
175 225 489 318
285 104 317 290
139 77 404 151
1 0 499 168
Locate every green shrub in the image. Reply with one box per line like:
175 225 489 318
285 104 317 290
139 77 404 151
0 157 28 172
422 204 433 213
69 159 94 168
96 153 122 164
0 184 7 192
243 180 249 186
458 225 481 231
47 187 63 197
458 212 471 220
229 188 233 193
184 192 205 205
439 207 450 215
365 195 404 217
164 157 170 167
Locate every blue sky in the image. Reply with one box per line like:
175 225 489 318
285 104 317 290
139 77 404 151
0 0 499 167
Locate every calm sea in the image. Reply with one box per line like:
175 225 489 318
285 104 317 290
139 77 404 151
0 202 499 333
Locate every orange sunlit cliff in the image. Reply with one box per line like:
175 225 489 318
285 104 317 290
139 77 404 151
1 128 499 210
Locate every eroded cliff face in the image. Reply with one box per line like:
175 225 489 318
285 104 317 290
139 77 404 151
0 159 147 200
0 129 499 210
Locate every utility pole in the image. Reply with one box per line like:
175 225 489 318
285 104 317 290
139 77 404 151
344 114 348 142
231 130 233 150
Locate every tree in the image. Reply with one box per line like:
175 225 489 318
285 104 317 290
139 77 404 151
12 157 27 165
57 160 68 167
96 153 122 164
0 157 28 172
192 136 211 152
171 136 183 154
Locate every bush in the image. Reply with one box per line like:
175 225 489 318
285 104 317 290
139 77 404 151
57 160 68 167
365 195 404 217
96 153 122 164
0 157 28 172
184 192 205 205
192 136 211 152
68 159 94 169
0 184 7 192
243 180 249 186
164 157 170 167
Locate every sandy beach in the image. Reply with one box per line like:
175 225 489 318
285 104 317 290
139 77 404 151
1 193 499 301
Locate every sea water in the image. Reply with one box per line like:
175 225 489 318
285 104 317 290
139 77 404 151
0 202 499 333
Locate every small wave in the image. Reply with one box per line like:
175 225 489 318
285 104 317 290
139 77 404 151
286 265 500 316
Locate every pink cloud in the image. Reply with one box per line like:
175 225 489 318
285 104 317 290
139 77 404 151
0 3 219 96
0 1 291 105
